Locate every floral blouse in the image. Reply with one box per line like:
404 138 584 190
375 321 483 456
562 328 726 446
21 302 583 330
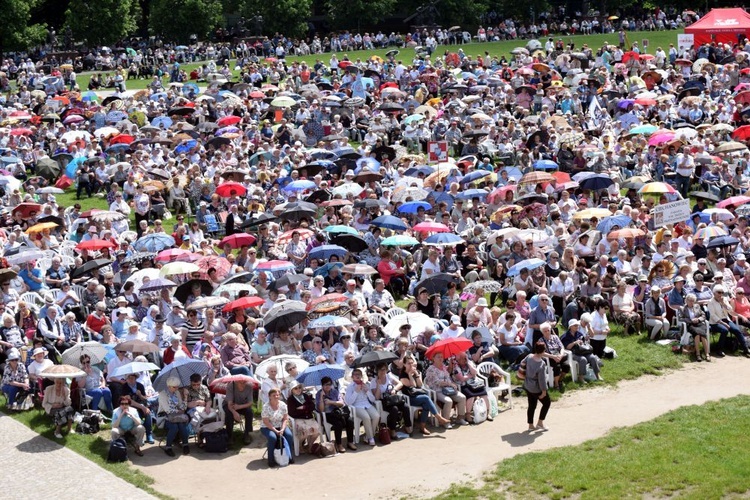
425 364 453 389
2 362 28 385
261 400 288 429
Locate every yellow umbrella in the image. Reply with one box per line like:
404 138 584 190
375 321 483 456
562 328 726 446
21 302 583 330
572 208 611 220
370 55 383 64
159 261 201 277
60 64 74 71
426 97 442 107
26 222 58 234
141 180 166 191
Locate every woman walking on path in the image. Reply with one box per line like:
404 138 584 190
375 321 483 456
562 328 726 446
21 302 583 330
523 341 551 431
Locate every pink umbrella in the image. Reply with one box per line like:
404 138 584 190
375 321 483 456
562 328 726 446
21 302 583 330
155 248 193 262
413 222 450 234
195 255 231 281
63 114 84 125
556 181 579 191
488 184 516 204
648 133 676 147
717 196 750 209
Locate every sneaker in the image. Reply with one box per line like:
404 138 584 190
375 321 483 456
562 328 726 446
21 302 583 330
715 351 726 358
456 419 468 426
367 438 375 446
54 432 63 439
146 434 154 445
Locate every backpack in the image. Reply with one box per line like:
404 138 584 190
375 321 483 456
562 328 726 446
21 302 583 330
203 429 228 453
107 438 128 462
77 411 102 434
472 398 488 425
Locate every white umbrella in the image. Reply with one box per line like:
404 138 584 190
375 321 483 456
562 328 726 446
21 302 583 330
94 126 120 138
462 326 494 344
128 268 161 294
255 354 309 380
513 229 553 247
61 130 91 142
61 342 109 367
383 312 435 339
41 364 87 379
332 183 364 197
6 249 45 265
703 208 735 221
212 283 257 298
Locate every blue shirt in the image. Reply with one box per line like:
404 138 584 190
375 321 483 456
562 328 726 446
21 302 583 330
19 268 44 291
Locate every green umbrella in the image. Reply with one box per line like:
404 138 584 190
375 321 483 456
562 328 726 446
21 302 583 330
126 47 137 56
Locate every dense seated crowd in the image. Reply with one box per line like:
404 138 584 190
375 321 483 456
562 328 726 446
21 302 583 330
1 15 750 466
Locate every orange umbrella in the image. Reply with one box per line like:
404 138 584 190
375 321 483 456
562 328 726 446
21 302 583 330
609 228 645 239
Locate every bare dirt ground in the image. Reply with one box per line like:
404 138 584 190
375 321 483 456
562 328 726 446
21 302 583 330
132 356 750 499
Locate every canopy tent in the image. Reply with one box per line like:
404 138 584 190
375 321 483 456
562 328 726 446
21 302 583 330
685 8 750 47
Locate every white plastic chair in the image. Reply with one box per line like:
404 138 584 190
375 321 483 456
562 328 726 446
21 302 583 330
476 361 513 410
20 291 44 310
36 258 52 275
316 410 334 443
348 404 363 444
287 417 301 456
566 350 579 383
385 307 406 320
368 312 386 327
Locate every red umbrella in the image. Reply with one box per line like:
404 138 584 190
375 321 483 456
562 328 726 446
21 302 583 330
217 115 241 127
209 375 259 394
412 222 450 234
621 51 640 64
735 91 750 106
278 228 314 245
717 195 750 209
222 296 264 312
10 128 33 136
156 248 193 262
639 54 654 61
76 239 117 251
634 97 656 106
11 202 42 218
338 61 353 69
307 293 348 311
321 199 352 207
110 134 135 145
215 182 247 197
425 337 473 360
732 125 750 141
220 233 257 249
249 91 264 99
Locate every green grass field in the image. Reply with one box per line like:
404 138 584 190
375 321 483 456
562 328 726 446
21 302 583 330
436 395 750 500
92 29 683 91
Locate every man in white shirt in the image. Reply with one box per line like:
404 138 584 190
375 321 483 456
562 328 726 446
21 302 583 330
343 280 367 311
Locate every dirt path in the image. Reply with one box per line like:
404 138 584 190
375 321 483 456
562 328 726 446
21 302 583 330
133 357 750 499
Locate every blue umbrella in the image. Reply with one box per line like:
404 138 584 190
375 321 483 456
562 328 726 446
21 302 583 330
249 151 273 165
174 140 197 154
308 149 337 160
706 236 741 249
534 159 559 171
333 146 359 158
309 245 348 261
690 212 711 224
501 167 523 182
424 233 464 246
507 258 546 277
64 156 86 179
313 262 343 277
151 116 173 129
153 358 209 392
133 233 176 253
182 83 200 96
216 126 240 136
284 180 316 192
596 215 632 234
105 110 127 123
459 170 492 184
617 99 635 109
381 235 420 247
430 191 455 210
404 165 435 177
397 201 431 213
307 316 353 329
455 189 489 200
371 215 409 231
149 92 168 101
296 364 346 387
323 225 358 236
105 144 129 154
356 157 381 173
580 174 614 191
306 159 337 171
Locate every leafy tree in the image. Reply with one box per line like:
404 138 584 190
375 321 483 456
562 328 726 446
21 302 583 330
0 0 48 52
233 0 312 38
150 0 224 42
65 0 139 46
324 0 397 29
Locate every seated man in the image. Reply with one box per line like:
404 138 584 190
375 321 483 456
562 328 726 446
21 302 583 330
120 373 155 444
111 396 145 456
223 376 254 445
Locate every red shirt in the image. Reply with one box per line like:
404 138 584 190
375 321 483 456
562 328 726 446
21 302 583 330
85 313 107 333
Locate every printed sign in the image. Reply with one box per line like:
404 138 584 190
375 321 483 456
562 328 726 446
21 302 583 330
428 141 448 163
677 34 694 51
652 199 691 227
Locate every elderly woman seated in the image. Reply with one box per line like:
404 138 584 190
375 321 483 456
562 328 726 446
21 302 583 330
344 368 380 445
111 396 146 456
261 388 295 467
452 352 493 422
42 377 76 439
158 377 190 457
219 332 253 376
286 380 321 454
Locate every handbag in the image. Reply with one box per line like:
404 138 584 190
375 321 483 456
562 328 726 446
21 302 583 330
167 412 189 424
311 442 337 457
203 429 228 453
383 394 405 409
441 386 457 396
466 378 486 391
378 423 391 445
273 430 290 467
572 343 594 356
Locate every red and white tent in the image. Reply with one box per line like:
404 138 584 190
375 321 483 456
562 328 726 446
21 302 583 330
684 8 750 47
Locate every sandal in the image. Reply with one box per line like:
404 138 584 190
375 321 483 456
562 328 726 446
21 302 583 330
134 447 144 457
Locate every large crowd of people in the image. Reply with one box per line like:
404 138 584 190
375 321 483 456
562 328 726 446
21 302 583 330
1 14 750 468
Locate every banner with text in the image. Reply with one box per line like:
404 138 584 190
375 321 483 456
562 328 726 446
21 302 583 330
652 199 691 227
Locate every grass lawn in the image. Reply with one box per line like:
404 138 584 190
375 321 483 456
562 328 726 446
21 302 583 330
90 29 682 91
436 395 750 500
0 403 169 500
